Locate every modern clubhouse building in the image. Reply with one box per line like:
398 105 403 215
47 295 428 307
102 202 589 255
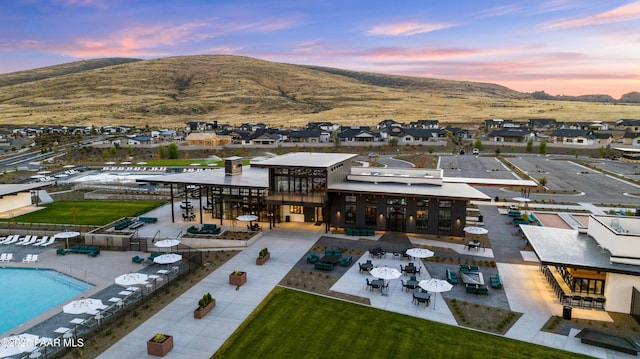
141 152 503 237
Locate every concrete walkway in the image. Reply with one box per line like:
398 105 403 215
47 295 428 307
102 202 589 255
98 226 318 359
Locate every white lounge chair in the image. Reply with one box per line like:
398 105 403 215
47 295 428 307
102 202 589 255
15 236 32 245
20 236 38 246
0 253 7 261
5 235 20 244
5 253 13 262
33 236 49 246
22 254 33 263
40 237 57 247
30 254 38 262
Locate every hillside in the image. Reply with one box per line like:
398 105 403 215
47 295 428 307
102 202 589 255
0 55 638 127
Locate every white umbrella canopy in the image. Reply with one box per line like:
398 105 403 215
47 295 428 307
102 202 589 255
512 197 531 203
418 279 453 310
369 266 402 280
154 239 180 248
236 214 258 222
115 273 148 287
463 226 488 235
62 298 105 315
153 253 182 264
405 248 434 259
0 333 39 358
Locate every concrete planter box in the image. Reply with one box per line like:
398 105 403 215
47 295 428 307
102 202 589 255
256 252 270 265
193 299 216 319
147 334 173 356
229 271 247 286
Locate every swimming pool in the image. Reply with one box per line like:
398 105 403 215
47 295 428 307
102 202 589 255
0 268 93 335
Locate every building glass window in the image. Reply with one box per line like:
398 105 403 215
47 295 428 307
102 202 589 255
345 195 357 202
386 198 406 205
289 205 303 214
345 205 356 224
438 209 451 231
365 206 376 225
416 209 428 229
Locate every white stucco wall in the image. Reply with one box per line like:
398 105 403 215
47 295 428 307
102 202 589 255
605 272 640 313
0 192 32 212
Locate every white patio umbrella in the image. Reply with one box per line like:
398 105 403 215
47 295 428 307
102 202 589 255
154 239 180 249
418 279 453 310
405 248 434 259
115 273 148 287
369 266 402 280
153 253 182 264
54 231 80 249
236 214 258 222
0 333 39 358
463 226 488 235
62 298 105 315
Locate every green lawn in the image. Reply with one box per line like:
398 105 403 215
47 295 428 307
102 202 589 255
213 287 591 359
3 200 165 225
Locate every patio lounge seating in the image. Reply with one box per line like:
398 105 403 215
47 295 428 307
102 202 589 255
138 217 158 223
56 248 70 255
490 274 502 289
314 262 334 271
132 255 144 263
446 268 458 284
306 253 319 263
339 256 352 267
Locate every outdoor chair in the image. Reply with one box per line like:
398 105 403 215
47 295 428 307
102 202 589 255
365 278 372 291
594 298 606 310
571 295 582 307
582 297 594 308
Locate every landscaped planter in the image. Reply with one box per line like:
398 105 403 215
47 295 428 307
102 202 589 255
193 299 216 319
256 252 270 265
229 271 247 286
147 334 173 357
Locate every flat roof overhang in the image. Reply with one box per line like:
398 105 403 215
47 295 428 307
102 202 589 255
521 225 640 276
328 181 491 201
135 167 268 189
251 152 358 168
0 182 52 196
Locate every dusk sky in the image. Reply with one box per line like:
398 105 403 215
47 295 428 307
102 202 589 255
2 0 639 98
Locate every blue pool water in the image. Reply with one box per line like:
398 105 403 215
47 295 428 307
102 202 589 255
0 268 93 334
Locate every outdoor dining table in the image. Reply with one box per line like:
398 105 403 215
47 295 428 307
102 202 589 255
406 279 419 290
465 240 480 250
360 262 374 272
413 291 431 306
371 279 385 292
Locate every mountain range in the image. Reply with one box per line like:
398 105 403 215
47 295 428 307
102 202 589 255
0 55 638 127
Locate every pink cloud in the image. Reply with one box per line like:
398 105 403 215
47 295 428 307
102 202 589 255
543 1 640 29
476 4 521 18
367 21 456 36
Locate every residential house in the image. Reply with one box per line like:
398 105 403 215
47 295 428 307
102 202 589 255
622 132 640 146
392 128 439 144
338 127 381 142
408 119 439 129
306 122 340 132
186 132 231 146
289 130 326 143
617 119 640 133
483 119 521 129
550 129 597 145
377 119 403 130
440 127 470 140
487 128 534 143
248 130 282 145
527 118 558 130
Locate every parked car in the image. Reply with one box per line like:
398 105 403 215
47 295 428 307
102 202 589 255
472 148 480 155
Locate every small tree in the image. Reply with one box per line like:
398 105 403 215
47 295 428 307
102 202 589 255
473 139 482 150
526 139 533 153
538 140 547 155
168 142 179 159
539 176 548 191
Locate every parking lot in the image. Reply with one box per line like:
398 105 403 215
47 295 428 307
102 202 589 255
439 154 639 206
